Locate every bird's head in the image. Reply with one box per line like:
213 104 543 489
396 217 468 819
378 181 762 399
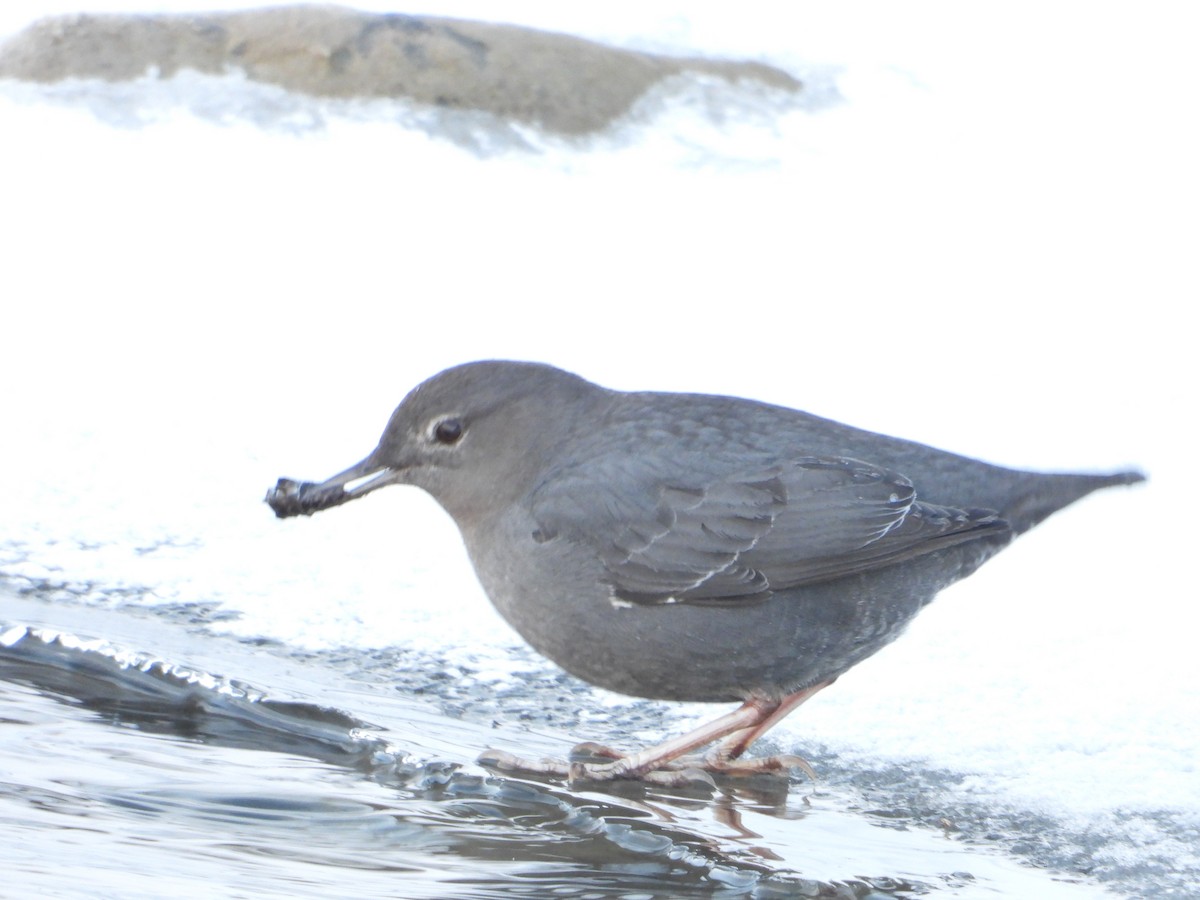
266 361 604 526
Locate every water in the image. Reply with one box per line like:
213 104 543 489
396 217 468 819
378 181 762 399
1 2 1196 897
0 592 1128 899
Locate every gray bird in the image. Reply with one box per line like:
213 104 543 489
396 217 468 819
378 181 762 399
266 361 1143 787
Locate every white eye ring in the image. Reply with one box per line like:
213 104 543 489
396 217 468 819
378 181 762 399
429 416 464 445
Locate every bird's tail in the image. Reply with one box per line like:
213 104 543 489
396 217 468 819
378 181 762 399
1004 469 1145 535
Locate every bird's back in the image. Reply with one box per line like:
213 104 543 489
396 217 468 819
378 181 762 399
605 389 1143 535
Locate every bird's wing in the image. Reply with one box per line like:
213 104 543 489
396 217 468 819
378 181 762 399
530 455 1009 605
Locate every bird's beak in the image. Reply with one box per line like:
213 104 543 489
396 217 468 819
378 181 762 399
265 453 404 519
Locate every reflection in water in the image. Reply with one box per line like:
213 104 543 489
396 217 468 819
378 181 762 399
0 621 933 898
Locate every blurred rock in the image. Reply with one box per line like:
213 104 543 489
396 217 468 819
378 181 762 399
0 4 802 135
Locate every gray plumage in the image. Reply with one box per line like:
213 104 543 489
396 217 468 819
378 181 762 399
268 360 1142 709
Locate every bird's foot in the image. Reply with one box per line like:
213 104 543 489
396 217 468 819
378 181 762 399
480 692 827 791
475 741 629 777
477 748 572 779
477 742 814 791
564 742 717 790
564 742 815 782
478 746 715 789
694 750 817 782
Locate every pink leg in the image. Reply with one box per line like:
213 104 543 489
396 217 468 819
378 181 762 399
583 695 781 779
480 682 833 787
712 679 834 761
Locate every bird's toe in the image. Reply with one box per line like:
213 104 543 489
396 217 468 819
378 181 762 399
700 750 817 781
476 748 571 778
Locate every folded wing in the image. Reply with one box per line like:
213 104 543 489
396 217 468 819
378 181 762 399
531 455 1009 605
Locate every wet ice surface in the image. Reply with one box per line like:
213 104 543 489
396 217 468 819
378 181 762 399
2 1 1197 897
1 590 1122 899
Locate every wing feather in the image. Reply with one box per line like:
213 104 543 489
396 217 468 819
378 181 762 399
530 455 1008 606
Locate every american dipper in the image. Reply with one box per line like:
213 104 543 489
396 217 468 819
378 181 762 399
266 361 1143 786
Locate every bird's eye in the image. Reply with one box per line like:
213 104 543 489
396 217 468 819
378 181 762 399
433 418 464 444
